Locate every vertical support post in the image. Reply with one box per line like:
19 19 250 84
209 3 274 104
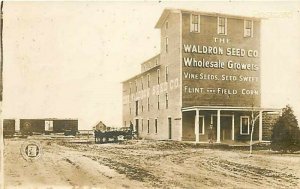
232 114 235 141
180 112 183 141
195 109 199 143
259 110 263 142
217 110 221 143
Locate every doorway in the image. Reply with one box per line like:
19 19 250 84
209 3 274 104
168 117 172 139
135 119 139 138
212 116 232 141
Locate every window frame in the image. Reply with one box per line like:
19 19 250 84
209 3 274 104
165 93 168 109
240 116 250 135
190 14 200 33
155 118 158 134
217 16 227 35
244 19 253 38
157 95 160 110
157 69 160 84
147 97 150 111
165 66 169 82
141 119 143 132
141 77 143 90
165 37 168 53
141 99 143 113
147 74 150 88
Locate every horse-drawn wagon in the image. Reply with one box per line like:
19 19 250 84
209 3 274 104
94 128 134 143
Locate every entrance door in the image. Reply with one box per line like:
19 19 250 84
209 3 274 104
212 116 232 141
135 119 139 138
135 101 138 116
168 117 172 139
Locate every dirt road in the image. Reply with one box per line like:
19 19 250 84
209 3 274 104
4 138 300 189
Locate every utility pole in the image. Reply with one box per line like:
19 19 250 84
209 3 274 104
0 2 4 189
0 1 3 102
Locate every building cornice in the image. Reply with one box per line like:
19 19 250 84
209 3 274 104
155 8 263 29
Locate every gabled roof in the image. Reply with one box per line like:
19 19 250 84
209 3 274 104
155 9 176 28
93 120 107 128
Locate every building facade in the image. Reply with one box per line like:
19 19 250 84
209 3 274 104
122 9 280 143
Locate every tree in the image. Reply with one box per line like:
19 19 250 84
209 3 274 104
249 109 260 155
271 105 300 153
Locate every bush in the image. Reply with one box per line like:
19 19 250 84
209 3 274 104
271 105 300 153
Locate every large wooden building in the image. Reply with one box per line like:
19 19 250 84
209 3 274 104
122 9 280 143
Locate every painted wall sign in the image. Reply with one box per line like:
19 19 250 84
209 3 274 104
181 17 261 108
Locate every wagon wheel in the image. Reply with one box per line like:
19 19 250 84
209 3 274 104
113 136 118 142
102 137 107 143
95 136 99 144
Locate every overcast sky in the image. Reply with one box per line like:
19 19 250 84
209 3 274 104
2 1 300 129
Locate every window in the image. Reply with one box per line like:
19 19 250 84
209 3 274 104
165 20 168 29
141 100 144 112
199 116 205 134
129 82 132 94
165 37 168 53
155 119 158 134
147 120 150 134
244 20 253 37
240 116 250 135
147 74 150 88
165 93 168 109
190 14 200 32
157 69 160 84
218 17 227 35
141 119 143 132
129 103 131 115
157 95 160 110
147 97 150 111
165 66 169 82
141 77 143 90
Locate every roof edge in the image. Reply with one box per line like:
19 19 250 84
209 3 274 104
155 9 181 28
155 8 264 29
122 64 161 83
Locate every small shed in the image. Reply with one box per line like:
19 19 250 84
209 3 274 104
93 121 107 131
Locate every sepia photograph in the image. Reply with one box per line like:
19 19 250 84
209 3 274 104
0 1 300 189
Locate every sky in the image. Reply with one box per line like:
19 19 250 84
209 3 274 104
2 1 300 129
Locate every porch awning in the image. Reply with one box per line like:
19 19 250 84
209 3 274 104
182 106 281 112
